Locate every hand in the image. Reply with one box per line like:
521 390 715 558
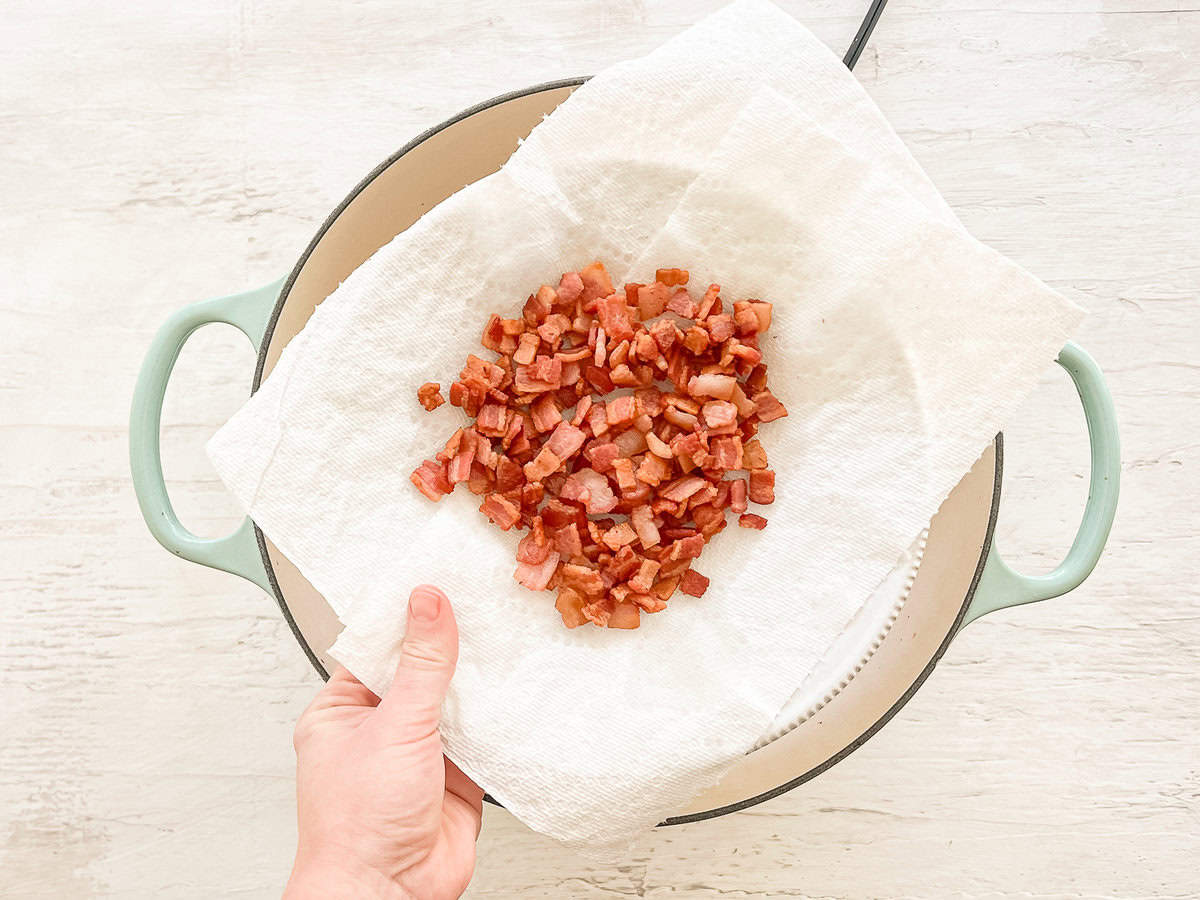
284 586 483 900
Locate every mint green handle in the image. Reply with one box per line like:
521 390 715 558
130 279 283 592
963 342 1119 626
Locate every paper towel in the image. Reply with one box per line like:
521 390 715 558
208 0 1083 848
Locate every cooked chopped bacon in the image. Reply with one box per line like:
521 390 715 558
605 395 637 427
596 293 636 343
529 393 561 433
701 400 738 429
475 403 509 437
546 421 587 461
417 382 445 411
411 262 785 628
557 270 584 305
515 550 560 591
752 390 788 422
410 459 452 500
679 569 710 597
607 601 641 629
655 268 689 286
579 261 615 302
514 332 540 366
742 438 769 469
666 290 697 319
561 468 617 515
730 478 748 514
480 492 521 530
688 373 736 401
749 469 776 504
585 441 621 473
555 587 588 627
523 446 562 482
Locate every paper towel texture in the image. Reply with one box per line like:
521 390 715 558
208 0 1083 847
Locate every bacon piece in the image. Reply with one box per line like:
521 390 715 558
584 441 621 473
515 551 560 591
655 268 689 287
688 373 735 401
571 395 593 427
554 522 584 559
628 558 661 594
607 601 641 629
561 468 617 515
637 282 672 319
516 528 551 565
557 271 584 305
679 569 710 597
666 290 697 319
683 326 710 354
495 456 524 493
523 446 562 482
742 438 769 469
601 522 637 551
555 587 588 628
581 597 614 627
668 534 706 560
579 261 615 303
612 457 637 491
561 563 606 597
480 492 521 530
514 355 564 393
447 440 476 484
629 506 660 550
417 382 445 411
537 313 571 349
709 435 743 470
596 292 636 342
410 459 452 501
701 400 738 429
748 469 776 504
696 284 721 319
636 453 671 486
611 427 647 457
514 332 540 366
529 393 560 433
547 421 587 461
734 303 761 334
730 478 748 514
649 317 678 353
466 461 493 495
739 513 768 530
752 390 788 423
475 403 510 438
605 395 637 428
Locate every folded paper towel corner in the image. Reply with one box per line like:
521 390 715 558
207 0 1084 850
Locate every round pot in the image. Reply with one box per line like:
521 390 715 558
130 80 1120 825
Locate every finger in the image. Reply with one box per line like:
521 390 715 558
445 757 485 837
376 585 458 741
304 665 381 713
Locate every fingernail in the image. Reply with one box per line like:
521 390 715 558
409 586 442 622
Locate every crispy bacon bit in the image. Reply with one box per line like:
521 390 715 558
730 478 748 514
579 261 615 302
555 587 588 627
679 569 710 597
480 492 521 530
655 268 689 286
515 551 560 590
411 262 784 628
749 469 776 504
417 382 445 411
752 390 788 423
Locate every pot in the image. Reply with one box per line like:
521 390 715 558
130 79 1119 825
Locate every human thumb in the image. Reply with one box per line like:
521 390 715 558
376 585 458 741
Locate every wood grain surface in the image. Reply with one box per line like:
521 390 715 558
2 1 1197 897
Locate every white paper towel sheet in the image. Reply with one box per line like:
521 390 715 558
208 0 1083 848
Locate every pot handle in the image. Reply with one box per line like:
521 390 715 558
963 341 1119 626
129 279 284 592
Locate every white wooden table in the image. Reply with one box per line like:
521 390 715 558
2 1 1197 896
